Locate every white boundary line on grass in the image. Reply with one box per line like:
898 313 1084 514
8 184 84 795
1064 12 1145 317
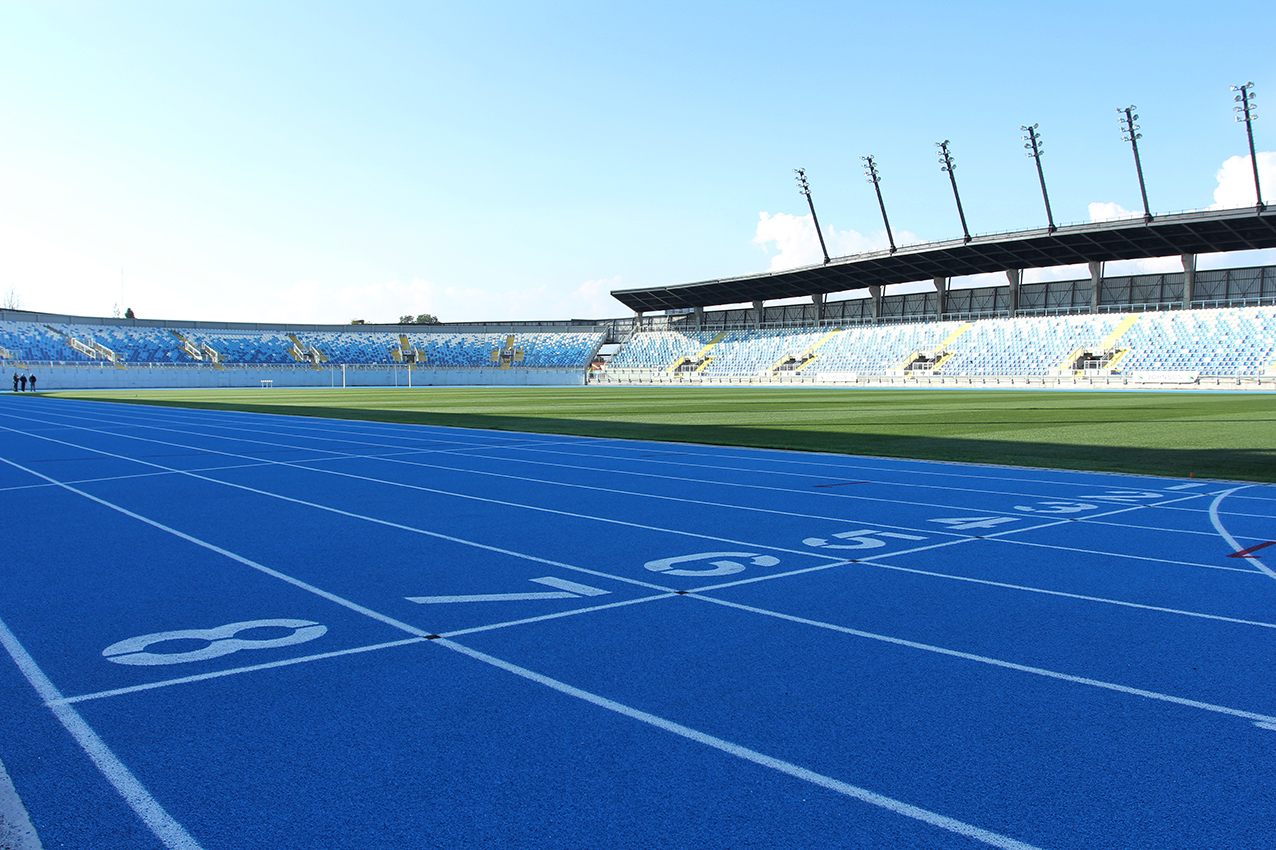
0 458 1041 850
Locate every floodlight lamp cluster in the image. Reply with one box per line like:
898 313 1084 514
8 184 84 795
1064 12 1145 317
936 140 955 173
1232 82 1258 123
1118 105 1142 142
794 168 812 197
861 154 881 184
1020 124 1043 158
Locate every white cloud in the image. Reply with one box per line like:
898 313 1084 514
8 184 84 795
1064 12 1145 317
1209 152 1276 210
1087 201 1141 223
752 211 923 273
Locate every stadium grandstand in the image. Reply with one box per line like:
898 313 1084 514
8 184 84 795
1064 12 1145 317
3 260 1274 390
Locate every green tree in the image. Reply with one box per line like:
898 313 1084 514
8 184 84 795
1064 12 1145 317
124 307 135 319
415 313 441 325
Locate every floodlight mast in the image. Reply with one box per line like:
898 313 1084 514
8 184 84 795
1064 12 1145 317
1020 124 1055 233
1232 82 1265 211
861 155 896 253
1118 106 1152 222
794 168 831 264
936 140 970 242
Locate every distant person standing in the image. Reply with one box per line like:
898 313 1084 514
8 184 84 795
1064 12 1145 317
18 374 26 391
11 372 17 393
27 374 36 392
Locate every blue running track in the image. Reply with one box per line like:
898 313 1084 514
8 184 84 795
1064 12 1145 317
1 393 1275 849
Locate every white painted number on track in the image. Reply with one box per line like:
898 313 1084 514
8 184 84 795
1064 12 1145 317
1078 490 1164 503
1012 500 1098 515
407 576 609 604
802 529 926 550
102 619 328 666
645 552 781 577
930 516 1020 531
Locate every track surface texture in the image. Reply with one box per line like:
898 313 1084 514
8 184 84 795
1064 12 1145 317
2 393 1275 849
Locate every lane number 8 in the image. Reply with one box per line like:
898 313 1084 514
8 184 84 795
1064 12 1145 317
102 619 328 666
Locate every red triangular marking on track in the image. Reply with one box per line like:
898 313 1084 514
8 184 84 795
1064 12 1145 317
1228 541 1276 559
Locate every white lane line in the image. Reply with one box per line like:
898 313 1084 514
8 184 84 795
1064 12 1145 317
0 413 847 565
0 427 678 595
14 406 1234 571
440 593 675 639
992 537 1260 575
1158 503 1274 520
13 404 1259 611
436 637 1043 850
0 615 202 850
1208 486 1276 582
0 456 437 638
1078 517 1269 540
29 395 615 451
23 401 1215 519
52 638 428 705
24 402 580 458
0 436 1042 849
689 594 1276 728
0 755 42 850
529 576 611 596
708 556 1276 632
1168 483 1206 490
29 415 1254 739
407 591 578 604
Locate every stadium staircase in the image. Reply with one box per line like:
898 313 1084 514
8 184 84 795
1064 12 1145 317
492 335 525 369
770 328 842 375
899 324 972 375
391 334 427 365
49 324 123 367
287 333 327 369
169 330 206 363
668 332 725 374
1059 314 1140 375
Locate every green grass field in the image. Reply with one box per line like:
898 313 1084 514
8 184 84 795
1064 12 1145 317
44 386 1276 482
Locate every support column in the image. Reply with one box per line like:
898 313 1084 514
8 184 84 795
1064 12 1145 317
932 276 949 320
811 293 825 324
694 305 704 332
1088 261 1103 313
1181 253 1197 308
1005 269 1021 317
753 300 764 328
868 285 883 321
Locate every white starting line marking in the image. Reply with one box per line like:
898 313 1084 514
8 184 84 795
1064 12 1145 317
1167 482 1206 490
407 576 609 604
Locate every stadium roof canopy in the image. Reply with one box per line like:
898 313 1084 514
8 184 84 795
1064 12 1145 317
611 206 1276 313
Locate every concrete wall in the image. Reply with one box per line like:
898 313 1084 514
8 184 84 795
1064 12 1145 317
19 364 586 390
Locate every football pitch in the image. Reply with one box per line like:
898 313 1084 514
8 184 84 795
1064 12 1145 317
45 386 1276 482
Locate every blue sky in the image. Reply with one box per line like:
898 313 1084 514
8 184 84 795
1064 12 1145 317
0 0 1272 323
